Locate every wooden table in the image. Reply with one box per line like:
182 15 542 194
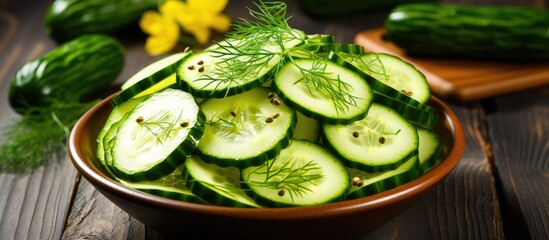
1 0 547 239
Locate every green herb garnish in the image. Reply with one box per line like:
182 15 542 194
0 100 97 173
197 1 361 114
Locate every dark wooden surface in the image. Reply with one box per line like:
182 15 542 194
1 0 547 239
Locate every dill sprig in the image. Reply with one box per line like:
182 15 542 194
246 156 324 201
0 99 98 173
196 1 360 114
136 108 185 145
292 60 361 115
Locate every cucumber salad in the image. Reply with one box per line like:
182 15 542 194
96 1 442 208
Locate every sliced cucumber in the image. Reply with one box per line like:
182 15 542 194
113 52 192 106
330 52 434 113
417 127 442 173
183 155 262 208
118 164 204 203
322 103 418 172
346 154 421 199
197 87 296 168
373 91 438 129
273 58 373 125
110 88 205 181
306 34 336 44
97 97 144 177
177 30 306 98
353 53 430 103
241 139 350 207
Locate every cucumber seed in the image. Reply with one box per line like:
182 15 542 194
230 111 237 117
352 177 361 186
268 92 275 99
136 116 144 123
198 66 205 72
271 98 281 105
378 136 386 144
184 46 190 53
180 121 189 127
278 189 285 196
187 65 195 70
352 131 359 138
355 180 364 187
266 117 274 123
273 113 280 119
197 60 204 65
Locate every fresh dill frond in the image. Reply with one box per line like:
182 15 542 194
292 60 361 115
247 156 324 201
0 99 98 173
136 108 185 145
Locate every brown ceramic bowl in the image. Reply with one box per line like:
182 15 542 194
68 93 465 239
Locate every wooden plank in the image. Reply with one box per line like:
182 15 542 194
0 157 79 240
486 88 549 239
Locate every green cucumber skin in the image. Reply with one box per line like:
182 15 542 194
386 3 549 61
373 92 438 129
9 34 124 112
45 0 160 42
296 0 436 16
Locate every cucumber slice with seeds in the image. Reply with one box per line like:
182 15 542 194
113 52 192 106
111 88 205 181
97 97 144 177
177 30 306 98
355 53 430 104
183 155 262 208
346 154 421 199
273 58 373 125
241 139 350 207
329 52 434 113
322 103 418 172
197 87 296 168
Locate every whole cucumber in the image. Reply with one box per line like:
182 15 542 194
385 3 549 61
9 34 125 113
295 0 436 17
45 0 160 42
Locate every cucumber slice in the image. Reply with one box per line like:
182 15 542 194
197 87 296 168
306 34 336 44
177 50 280 98
113 52 192 106
373 91 438 129
273 58 373 125
177 30 306 98
183 155 262 208
355 53 431 104
322 103 419 172
96 97 144 177
111 88 205 181
329 52 434 113
346 154 421 199
118 164 204 203
241 139 350 207
417 127 442 173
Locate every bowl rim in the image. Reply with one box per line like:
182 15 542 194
68 93 465 220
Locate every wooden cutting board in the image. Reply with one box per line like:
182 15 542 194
354 28 549 102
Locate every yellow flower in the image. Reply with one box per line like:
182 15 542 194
139 0 231 55
139 11 180 55
166 0 231 45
